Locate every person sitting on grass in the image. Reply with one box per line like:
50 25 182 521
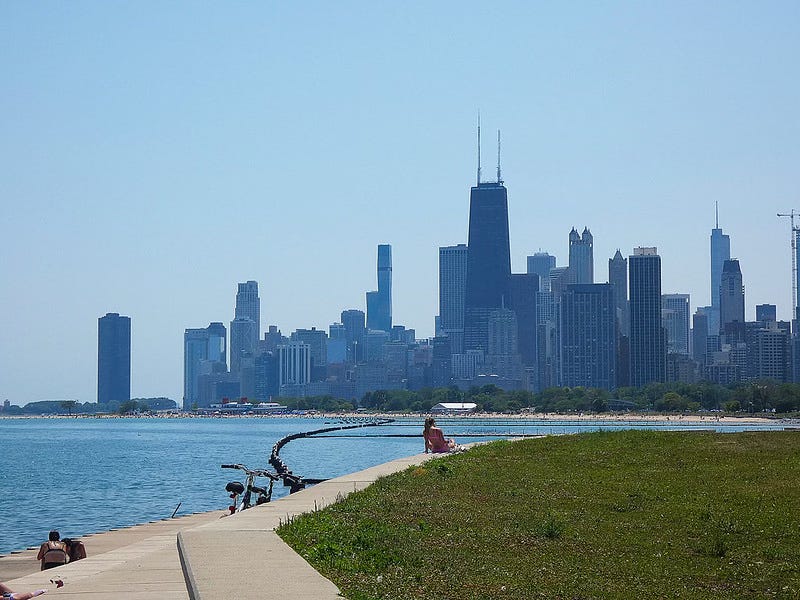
1 582 47 599
423 417 457 453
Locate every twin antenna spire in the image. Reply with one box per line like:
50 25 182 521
476 113 502 185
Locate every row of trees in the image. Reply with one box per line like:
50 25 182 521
6 382 800 416
0 397 177 416
288 381 800 415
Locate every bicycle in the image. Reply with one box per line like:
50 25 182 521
221 464 279 514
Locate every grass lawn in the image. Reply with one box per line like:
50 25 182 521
278 430 800 599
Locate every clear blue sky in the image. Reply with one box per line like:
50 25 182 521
2 2 798 404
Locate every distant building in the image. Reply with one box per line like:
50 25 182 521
692 309 710 363
568 227 594 284
184 322 226 408
341 309 366 362
291 328 328 381
662 294 690 355
464 180 511 353
756 304 777 324
486 307 522 383
430 336 452 387
229 281 260 374
364 329 390 363
509 273 538 372
608 250 628 336
720 259 745 334
439 244 468 353
278 341 311 388
98 312 131 404
366 244 392 333
559 284 617 390
527 252 556 292
431 402 477 414
629 247 665 387
710 212 731 335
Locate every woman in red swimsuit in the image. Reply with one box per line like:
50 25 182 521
423 418 456 453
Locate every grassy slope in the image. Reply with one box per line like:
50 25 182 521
278 431 800 599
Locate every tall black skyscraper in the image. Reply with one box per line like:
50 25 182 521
629 247 665 387
98 312 131 404
560 284 617 390
366 244 392 332
464 128 511 352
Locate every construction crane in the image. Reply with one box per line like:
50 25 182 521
777 210 800 322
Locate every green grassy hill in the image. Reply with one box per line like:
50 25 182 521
279 431 800 599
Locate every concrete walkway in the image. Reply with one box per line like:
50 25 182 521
1 450 447 600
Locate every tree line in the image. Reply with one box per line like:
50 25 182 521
285 380 800 415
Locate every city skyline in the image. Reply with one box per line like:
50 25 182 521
2 3 799 403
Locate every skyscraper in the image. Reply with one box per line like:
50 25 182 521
692 309 709 363
629 247 665 387
464 179 511 352
230 281 260 374
720 259 745 329
97 312 131 404
509 273 538 370
184 322 226 409
559 284 617 390
527 252 556 292
234 281 260 337
662 294 690 355
439 244 468 353
710 206 731 335
568 227 594 284
366 244 392 332
608 250 628 336
341 309 366 362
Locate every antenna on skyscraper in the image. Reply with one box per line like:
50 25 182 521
496 129 502 183
715 201 719 228
477 112 482 185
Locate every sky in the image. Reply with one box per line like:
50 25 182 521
2 2 799 405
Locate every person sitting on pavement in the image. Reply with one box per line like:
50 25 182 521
423 417 457 453
63 538 86 562
36 531 68 571
1 581 47 599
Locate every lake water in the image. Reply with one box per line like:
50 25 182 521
0 415 789 555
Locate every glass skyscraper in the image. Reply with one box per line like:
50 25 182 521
464 181 511 352
710 213 731 335
366 244 392 332
439 244 468 354
97 312 131 404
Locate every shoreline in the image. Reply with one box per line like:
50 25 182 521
0 411 787 424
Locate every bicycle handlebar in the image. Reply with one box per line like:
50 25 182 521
221 464 279 480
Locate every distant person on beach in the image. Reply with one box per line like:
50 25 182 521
423 418 457 453
1 582 48 599
36 531 68 570
63 538 86 562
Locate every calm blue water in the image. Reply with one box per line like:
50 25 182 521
0 415 790 555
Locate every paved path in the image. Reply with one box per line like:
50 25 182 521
1 450 448 600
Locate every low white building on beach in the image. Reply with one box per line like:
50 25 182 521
431 402 477 415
